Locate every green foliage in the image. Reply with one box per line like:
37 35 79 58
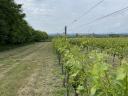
0 0 48 44
53 37 128 96
32 31 48 42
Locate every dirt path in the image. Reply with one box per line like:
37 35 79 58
0 42 63 96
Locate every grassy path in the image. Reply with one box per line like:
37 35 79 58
0 42 63 96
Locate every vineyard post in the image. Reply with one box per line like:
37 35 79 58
63 71 66 87
112 53 116 67
58 53 61 65
65 26 67 36
66 72 70 96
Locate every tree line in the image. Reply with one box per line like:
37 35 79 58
0 0 48 44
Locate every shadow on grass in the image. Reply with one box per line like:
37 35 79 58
0 42 36 52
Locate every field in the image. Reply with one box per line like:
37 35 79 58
0 37 128 96
53 37 128 96
0 42 63 96
2 0 128 96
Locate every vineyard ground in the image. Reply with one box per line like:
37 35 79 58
0 42 64 96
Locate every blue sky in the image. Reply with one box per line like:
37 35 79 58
15 0 128 34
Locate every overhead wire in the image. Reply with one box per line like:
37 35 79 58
67 0 105 26
73 6 128 30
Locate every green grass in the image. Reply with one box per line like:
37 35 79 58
0 61 37 96
0 42 35 52
0 44 17 52
0 42 64 96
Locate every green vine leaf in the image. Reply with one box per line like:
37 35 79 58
90 86 97 96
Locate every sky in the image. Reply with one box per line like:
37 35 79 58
15 0 128 34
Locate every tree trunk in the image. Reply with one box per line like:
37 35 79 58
74 89 79 96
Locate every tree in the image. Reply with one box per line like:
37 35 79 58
0 0 48 44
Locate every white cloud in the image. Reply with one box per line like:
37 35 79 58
15 0 54 15
114 23 121 27
15 0 128 34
